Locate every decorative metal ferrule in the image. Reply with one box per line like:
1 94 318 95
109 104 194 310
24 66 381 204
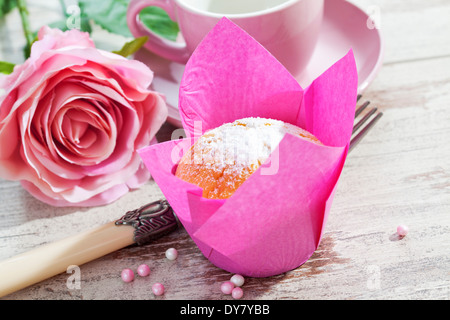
115 199 178 246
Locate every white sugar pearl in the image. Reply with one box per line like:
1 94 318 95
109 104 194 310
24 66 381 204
165 248 178 260
230 274 245 287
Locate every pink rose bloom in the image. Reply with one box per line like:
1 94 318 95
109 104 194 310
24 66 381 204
0 26 167 207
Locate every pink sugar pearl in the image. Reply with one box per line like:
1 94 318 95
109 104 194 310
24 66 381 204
137 264 150 277
220 281 235 294
397 224 409 237
152 283 165 296
231 287 244 299
121 268 134 283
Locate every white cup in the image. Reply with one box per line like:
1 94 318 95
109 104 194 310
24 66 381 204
127 0 324 76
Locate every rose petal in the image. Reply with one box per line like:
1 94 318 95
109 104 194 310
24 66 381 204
21 179 129 207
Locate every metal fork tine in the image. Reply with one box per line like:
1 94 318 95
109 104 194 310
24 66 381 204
355 101 371 118
350 111 383 152
353 107 378 134
350 96 384 152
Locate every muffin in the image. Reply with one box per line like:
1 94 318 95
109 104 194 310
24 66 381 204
175 117 322 199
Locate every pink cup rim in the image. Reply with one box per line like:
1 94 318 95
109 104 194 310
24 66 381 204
175 0 311 19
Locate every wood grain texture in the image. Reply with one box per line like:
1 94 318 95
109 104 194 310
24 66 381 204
0 0 449 300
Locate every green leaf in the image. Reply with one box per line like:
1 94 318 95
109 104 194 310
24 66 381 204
78 0 179 41
78 0 133 37
44 17 92 34
0 61 15 74
0 0 16 18
139 7 179 42
112 36 148 57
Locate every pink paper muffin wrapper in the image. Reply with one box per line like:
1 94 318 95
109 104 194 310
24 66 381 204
138 18 358 277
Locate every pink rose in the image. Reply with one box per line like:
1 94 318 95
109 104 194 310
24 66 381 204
0 26 167 207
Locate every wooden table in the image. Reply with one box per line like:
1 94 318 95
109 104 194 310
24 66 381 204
0 0 449 301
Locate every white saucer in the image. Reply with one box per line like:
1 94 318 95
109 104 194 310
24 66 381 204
134 0 383 128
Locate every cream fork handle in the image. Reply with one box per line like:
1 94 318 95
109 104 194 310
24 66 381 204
0 222 134 297
0 199 177 298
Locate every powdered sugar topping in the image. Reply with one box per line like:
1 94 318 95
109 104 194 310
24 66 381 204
190 117 306 174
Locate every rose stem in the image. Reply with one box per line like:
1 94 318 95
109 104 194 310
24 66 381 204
59 0 68 19
16 0 34 58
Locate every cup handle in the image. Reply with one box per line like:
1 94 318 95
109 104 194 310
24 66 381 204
127 0 190 63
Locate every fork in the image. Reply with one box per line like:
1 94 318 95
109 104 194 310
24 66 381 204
349 95 383 152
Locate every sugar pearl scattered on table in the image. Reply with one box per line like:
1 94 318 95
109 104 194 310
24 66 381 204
152 283 165 296
230 274 245 287
165 248 178 260
220 281 235 294
231 287 244 299
121 268 134 283
137 264 150 277
397 224 409 237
